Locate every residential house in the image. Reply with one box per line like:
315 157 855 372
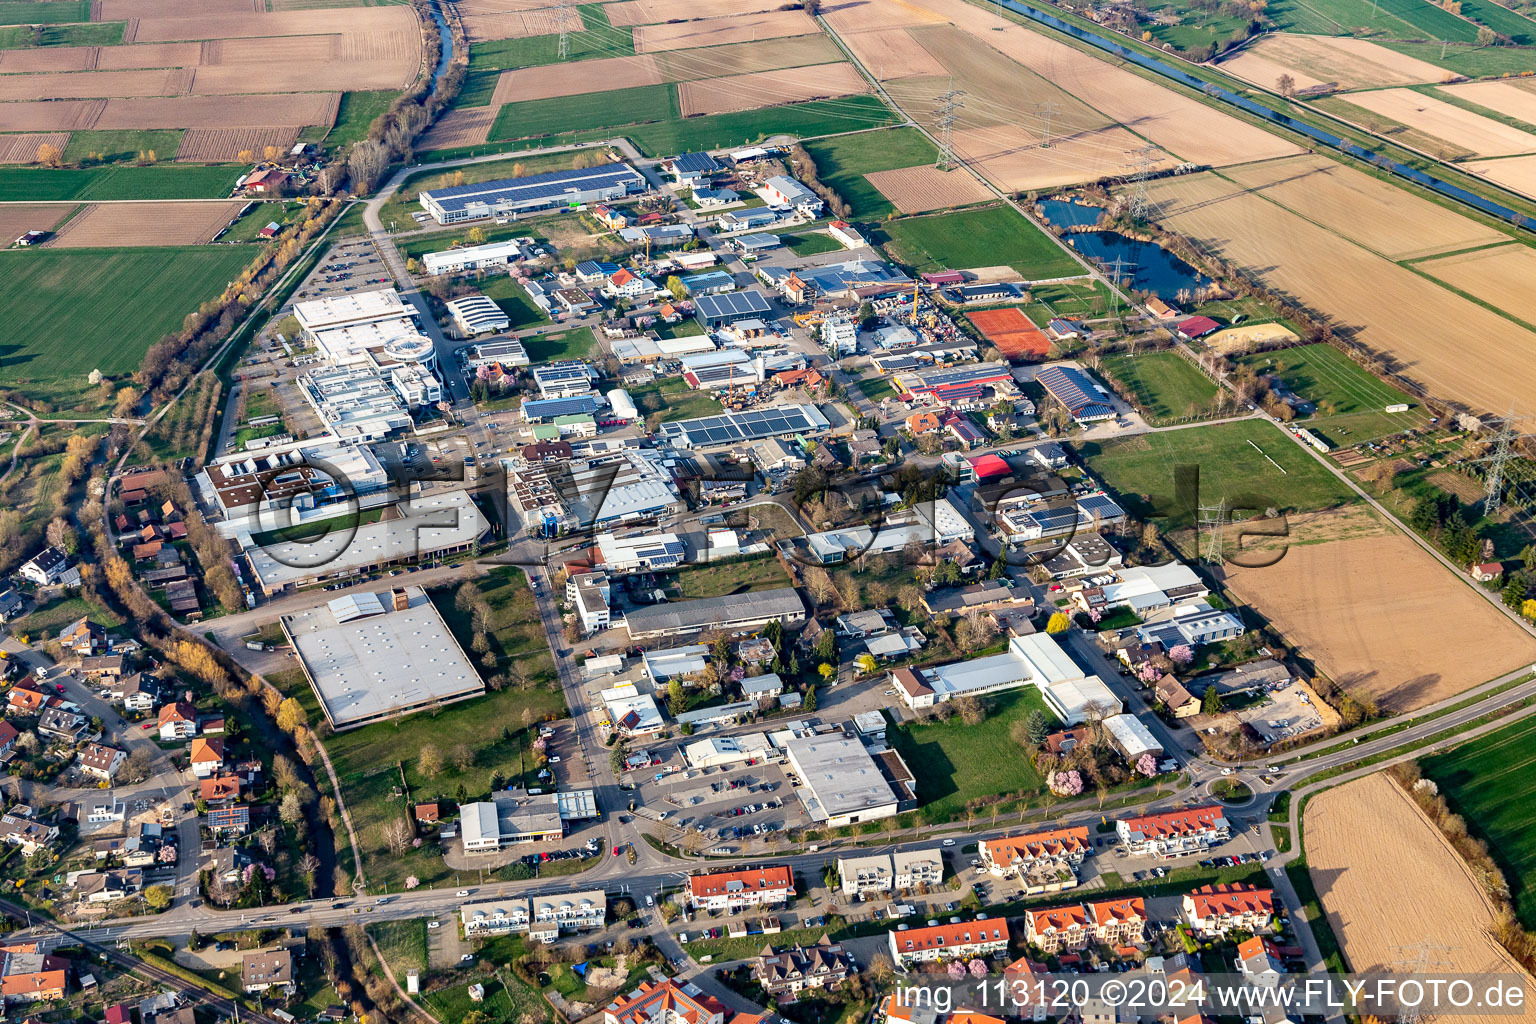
529 889 607 943
688 866 794 912
80 655 125 680
0 811 57 854
59 616 103 654
76 868 142 903
603 979 726 1024
906 409 944 434
0 951 68 1004
835 853 893 898
0 721 17 759
189 737 225 778
1236 936 1286 988
740 674 784 708
1183 884 1275 938
37 707 88 743
887 917 1009 967
980 827 1090 892
753 936 854 1001
1087 897 1147 948
1117 806 1230 857
77 743 127 780
120 673 159 713
158 701 198 741
892 848 944 891
200 774 242 807
5 682 49 715
1025 904 1091 953
461 897 532 938
1155 675 1201 718
241 949 295 996
605 268 658 302
207 805 250 835
18 547 68 587
0 586 22 622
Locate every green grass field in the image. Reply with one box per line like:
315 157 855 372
479 275 552 329
525 327 595 363
0 0 89 25
1078 418 1358 529
1455 0 1536 43
1022 279 1114 324
0 19 121 46
1100 351 1222 425
0 247 251 401
490 83 676 142
780 230 844 256
801 126 941 220
884 689 1058 823
627 96 898 157
219 200 304 242
671 554 791 599
1422 716 1536 927
468 2 632 74
878 204 1081 279
325 90 396 149
1268 0 1480 39
59 130 183 166
1235 343 1428 443
631 376 721 430
1380 41 1536 77
0 164 238 201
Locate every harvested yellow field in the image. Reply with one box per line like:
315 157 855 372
490 54 661 106
1222 509 1536 712
633 10 819 53
1467 153 1536 199
1144 170 1536 415
94 92 340 128
911 23 1110 132
606 0 785 26
953 123 1175 192
1347 88 1536 157
191 58 412 93
0 68 188 101
47 200 246 247
1220 154 1508 260
654 35 844 80
1440 79 1536 125
0 204 77 242
1218 34 1448 91
175 126 299 162
838 27 948 80
130 7 414 42
1307 773 1533 1003
677 62 869 116
822 0 944 34
97 0 256 17
1419 243 1536 327
865 163 994 212
0 132 71 163
416 106 495 150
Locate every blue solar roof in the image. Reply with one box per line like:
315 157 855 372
696 290 773 319
1078 493 1125 520
423 163 644 214
672 152 720 174
523 395 599 420
1037 365 1114 418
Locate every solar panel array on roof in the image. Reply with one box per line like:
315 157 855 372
1078 493 1125 520
672 152 720 175
696 290 773 320
659 404 829 447
1037 365 1114 419
421 163 644 216
522 395 600 421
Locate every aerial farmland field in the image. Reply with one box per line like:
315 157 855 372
1234 343 1429 442
878 203 1082 279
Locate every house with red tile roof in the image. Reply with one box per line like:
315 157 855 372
687 866 794 912
1182 884 1275 937
1025 904 1090 954
188 737 225 778
980 827 1092 880
603 979 726 1024
1236 936 1286 987
1087 897 1147 947
0 951 68 1004
158 701 197 741
199 774 242 807
1116 805 1230 857
887 917 1009 966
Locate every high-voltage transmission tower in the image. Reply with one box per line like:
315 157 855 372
1035 99 1060 148
934 80 966 172
1474 404 1532 516
1198 498 1231 567
556 0 572 58
1126 144 1160 220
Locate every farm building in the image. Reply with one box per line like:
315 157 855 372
446 295 511 337
1036 365 1115 422
422 239 528 276
419 163 647 224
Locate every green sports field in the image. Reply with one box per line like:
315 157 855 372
1077 418 1358 529
0 164 239 201
1422 716 1536 927
801 126 941 220
878 204 1082 280
1100 351 1222 425
1235 342 1427 443
0 247 252 402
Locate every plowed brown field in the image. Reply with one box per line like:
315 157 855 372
190 58 412 93
463 7 581 42
131 7 413 42
864 163 993 212
0 68 188 101
1143 170 1536 415
1223 521 1536 710
0 101 105 131
953 123 1174 191
1467 153 1536 199
47 200 246 247
1348 88 1536 157
677 62 868 116
0 204 77 242
490 54 662 106
176 126 299 162
1307 773 1533 1008
417 106 495 150
822 0 943 34
633 10 818 52
606 0 784 25
0 132 71 163
0 47 100 71
97 0 256 18
1218 34 1448 91
96 42 204 69
653 36 844 80
93 92 339 128
838 27 947 80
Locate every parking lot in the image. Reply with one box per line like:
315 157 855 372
1232 680 1328 744
291 237 391 304
630 752 807 854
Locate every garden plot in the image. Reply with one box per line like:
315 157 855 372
1223 515 1536 712
836 27 947 79
676 62 869 116
46 199 246 246
1142 171 1536 416
1418 243 1536 327
605 0 785 25
1347 88 1536 157
1307 772 1534 1010
864 163 993 212
0 133 71 163
1217 33 1449 91
632 10 818 52
490 54 662 105
1219 154 1509 260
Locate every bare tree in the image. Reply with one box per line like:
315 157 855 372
383 817 413 854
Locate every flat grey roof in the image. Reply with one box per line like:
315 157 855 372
784 734 896 821
281 585 484 728
622 587 802 636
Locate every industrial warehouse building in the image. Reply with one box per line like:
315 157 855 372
280 587 485 731
783 734 899 826
657 404 830 448
446 294 511 336
418 163 647 224
423 239 528 276
621 587 805 640
695 289 775 328
1037 365 1116 422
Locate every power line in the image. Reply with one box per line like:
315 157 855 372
1105 255 1136 318
1126 144 1160 221
556 0 572 60
1198 497 1230 567
934 78 966 172
1035 99 1060 148
1387 941 1456 1024
1474 404 1529 517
